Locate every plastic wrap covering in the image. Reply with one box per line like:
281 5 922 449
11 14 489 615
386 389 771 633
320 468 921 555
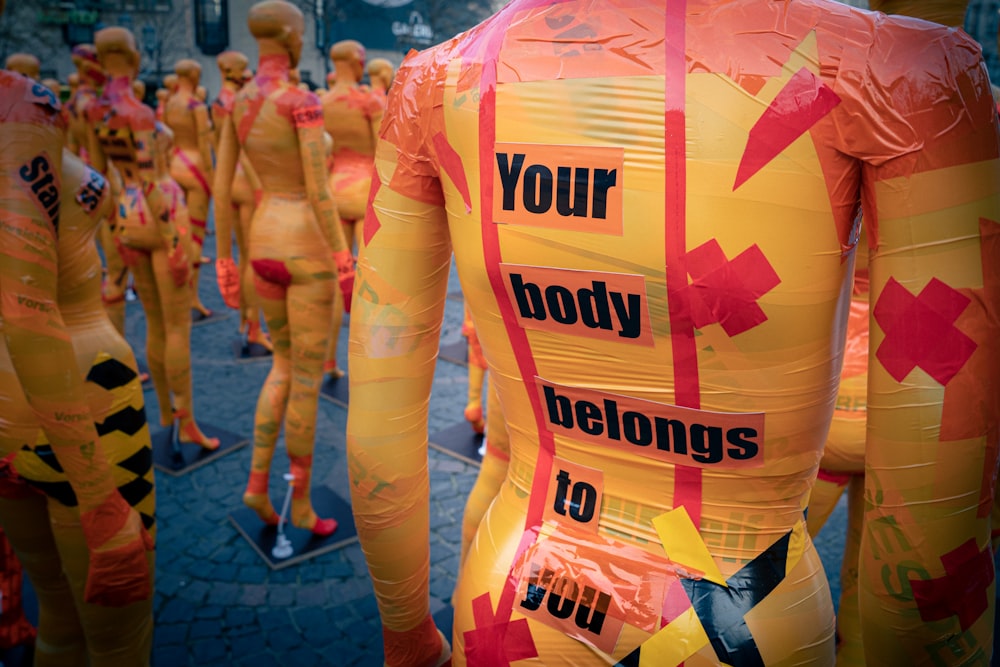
0 69 154 661
347 1 1000 664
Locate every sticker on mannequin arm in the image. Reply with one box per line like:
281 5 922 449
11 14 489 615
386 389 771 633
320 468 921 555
17 152 60 231
75 167 108 216
292 103 324 129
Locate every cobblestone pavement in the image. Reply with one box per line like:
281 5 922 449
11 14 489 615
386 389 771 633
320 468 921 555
128 231 847 666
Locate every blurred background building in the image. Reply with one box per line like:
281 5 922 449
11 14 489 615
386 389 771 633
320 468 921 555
0 0 510 101
1 0 998 111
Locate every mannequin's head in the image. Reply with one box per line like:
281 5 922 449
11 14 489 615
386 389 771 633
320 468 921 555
42 78 62 96
217 50 250 85
196 85 207 101
5 53 40 80
71 44 105 85
367 57 394 93
68 72 80 92
868 0 970 27
132 79 146 100
95 27 140 78
289 67 301 85
330 40 365 82
174 58 202 89
163 73 178 93
156 88 169 106
248 1 305 68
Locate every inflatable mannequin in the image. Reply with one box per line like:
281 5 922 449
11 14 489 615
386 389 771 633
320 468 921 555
87 27 218 451
154 87 168 121
321 40 384 253
132 79 145 102
65 44 130 336
66 45 105 160
4 53 39 80
213 0 354 536
211 49 271 351
346 1 1000 665
163 59 214 318
366 57 394 97
196 85 207 103
68 71 79 95
319 40 382 377
459 381 509 564
0 14 155 662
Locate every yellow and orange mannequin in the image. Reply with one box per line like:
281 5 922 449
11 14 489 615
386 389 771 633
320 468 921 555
4 53 40 80
87 27 218 451
212 49 271 351
213 0 354 536
68 71 80 95
164 59 215 318
366 57 394 99
154 87 168 122
319 39 381 377
347 1 1000 665
804 5 980 665
196 85 207 103
66 44 130 337
0 10 155 660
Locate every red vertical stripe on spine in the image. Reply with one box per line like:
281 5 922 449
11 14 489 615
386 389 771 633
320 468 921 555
663 1 703 528
474 0 571 624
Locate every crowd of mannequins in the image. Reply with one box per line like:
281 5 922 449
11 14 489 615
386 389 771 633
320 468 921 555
1 0 999 665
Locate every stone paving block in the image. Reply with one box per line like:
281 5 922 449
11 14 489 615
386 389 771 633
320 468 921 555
176 579 211 604
225 607 257 629
157 597 197 624
195 603 225 620
235 653 281 667
281 646 323 667
192 638 228 663
267 585 297 607
230 633 267 659
322 559 353 579
295 584 329 607
152 645 189 667
239 583 268 606
189 618 224 640
154 623 188 646
266 625 301 652
352 594 380 620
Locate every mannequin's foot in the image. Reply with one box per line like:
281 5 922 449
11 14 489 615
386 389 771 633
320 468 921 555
174 410 220 450
247 320 273 351
243 491 279 525
464 403 484 434
291 505 338 537
323 360 345 381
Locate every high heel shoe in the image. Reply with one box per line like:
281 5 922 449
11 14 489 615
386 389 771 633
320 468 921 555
174 409 220 451
246 320 273 352
291 506 338 537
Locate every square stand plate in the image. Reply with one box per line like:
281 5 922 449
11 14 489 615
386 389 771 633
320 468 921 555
152 422 249 476
438 340 468 367
229 486 359 569
191 309 230 328
319 373 349 408
231 338 273 362
428 421 484 467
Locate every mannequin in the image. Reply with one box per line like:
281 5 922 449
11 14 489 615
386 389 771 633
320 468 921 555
213 0 354 536
461 305 488 433
0 12 154 661
154 87 169 121
366 57 394 97
41 77 61 96
4 53 39 80
132 79 145 102
163 59 214 318
346 1 1000 665
212 50 271 351
319 39 382 377
87 27 218 451
63 44 130 336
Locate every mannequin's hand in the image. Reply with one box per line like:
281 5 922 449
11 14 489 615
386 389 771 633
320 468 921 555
113 236 143 268
333 249 354 313
166 238 191 287
216 257 241 309
81 494 153 607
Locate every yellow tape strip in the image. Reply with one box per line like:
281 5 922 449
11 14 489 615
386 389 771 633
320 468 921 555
652 507 728 587
637 606 711 666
